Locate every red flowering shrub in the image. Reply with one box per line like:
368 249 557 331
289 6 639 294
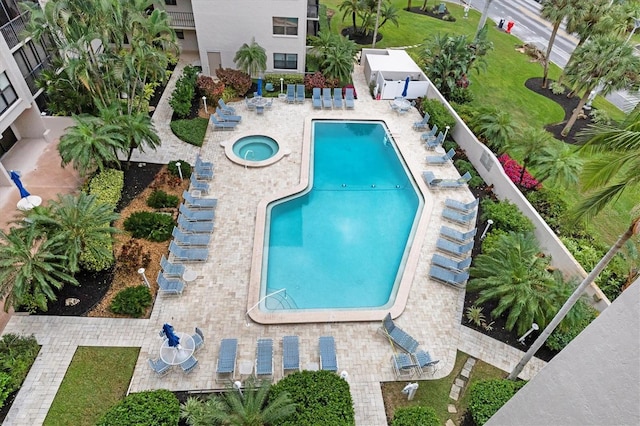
498 154 540 189
196 75 225 105
304 72 326 91
215 68 252 96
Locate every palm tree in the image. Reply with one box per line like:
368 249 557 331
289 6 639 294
469 232 559 335
0 227 78 312
561 35 640 136
321 38 359 84
472 108 517 152
234 38 267 78
572 106 640 221
339 0 361 35
531 143 583 187
25 193 119 273
540 0 580 88
506 127 554 186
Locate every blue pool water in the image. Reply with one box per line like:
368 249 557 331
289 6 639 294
263 121 422 310
233 135 279 161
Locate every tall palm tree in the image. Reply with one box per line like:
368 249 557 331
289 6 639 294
540 0 581 88
234 38 267 78
0 227 78 312
339 0 361 35
321 38 359 84
506 127 554 186
573 106 640 221
531 143 583 188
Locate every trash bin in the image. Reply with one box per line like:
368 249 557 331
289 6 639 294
498 18 505 29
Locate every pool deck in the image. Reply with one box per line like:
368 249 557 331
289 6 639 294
1 56 546 426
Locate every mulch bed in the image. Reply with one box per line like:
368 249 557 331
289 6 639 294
341 27 382 45
406 6 457 22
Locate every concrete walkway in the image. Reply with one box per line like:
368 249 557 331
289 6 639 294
1 55 546 426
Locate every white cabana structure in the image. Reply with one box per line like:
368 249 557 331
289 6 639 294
361 49 431 100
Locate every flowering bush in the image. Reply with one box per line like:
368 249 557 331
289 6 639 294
196 75 225 105
215 68 252 96
304 71 326 91
498 154 540 189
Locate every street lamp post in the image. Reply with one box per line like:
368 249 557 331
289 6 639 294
138 268 150 288
480 219 493 240
443 125 451 141
175 162 183 180
280 77 284 94
202 96 208 113
517 323 539 344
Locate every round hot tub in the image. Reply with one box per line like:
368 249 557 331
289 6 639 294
222 133 290 167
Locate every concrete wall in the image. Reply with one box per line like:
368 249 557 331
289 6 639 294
486 279 640 426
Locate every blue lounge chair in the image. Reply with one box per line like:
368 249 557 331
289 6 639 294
160 254 185 278
177 216 214 234
380 313 420 354
286 84 296 103
282 336 300 375
413 112 431 130
180 355 199 374
193 167 213 181
345 88 355 109
214 112 242 123
392 353 417 379
218 99 236 114
255 338 274 379
216 338 238 382
333 88 343 109
179 203 215 221
190 174 210 194
172 227 211 247
442 208 477 226
156 271 185 295
431 253 472 272
192 327 205 351
425 148 455 166
148 358 172 376
182 191 217 209
439 225 477 243
429 264 469 289
195 153 213 171
319 336 338 372
412 349 440 377
425 132 445 150
422 171 471 189
169 241 208 262
296 84 305 103
210 114 238 130
322 88 332 109
445 198 479 214
312 87 322 109
420 125 438 142
435 238 474 258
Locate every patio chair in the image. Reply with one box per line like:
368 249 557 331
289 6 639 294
156 271 185 295
286 84 296 103
389 100 400 112
264 98 273 109
210 114 238 130
255 338 274 380
422 171 471 189
425 132 445 150
420 125 438 142
333 88 344 109
177 216 214 234
216 338 238 382
312 87 322 109
256 105 265 115
192 327 205 351
169 241 209 262
172 227 211 247
148 357 172 376
218 99 236 114
345 88 355 109
282 336 300 375
160 254 186 278
322 88 332 109
425 148 455 166
431 253 472 272
412 349 441 377
319 336 338 372
190 174 210 194
296 84 305 103
429 264 469 289
193 167 213 181
445 198 479 213
435 238 474 258
245 96 256 111
180 355 199 374
442 208 477 226
179 203 215 221
412 112 430 130
440 225 477 243
182 191 218 209
214 112 242 123
195 153 213 171
392 353 417 379
380 313 420 354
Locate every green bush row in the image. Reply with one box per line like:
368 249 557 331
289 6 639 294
421 98 456 134
468 379 526 425
110 285 152 318
170 118 208 147
169 65 199 119
97 389 180 426
79 238 114 272
392 406 440 426
0 334 40 408
480 199 535 234
124 211 175 242
147 190 180 209
546 300 598 351
88 169 124 209
263 73 305 86
453 159 484 189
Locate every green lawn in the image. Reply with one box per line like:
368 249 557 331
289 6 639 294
44 346 140 426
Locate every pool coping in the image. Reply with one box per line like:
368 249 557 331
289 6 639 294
247 116 434 324
220 131 291 168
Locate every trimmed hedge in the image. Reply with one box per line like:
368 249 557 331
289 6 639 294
392 406 440 426
124 211 174 242
110 285 152 317
88 169 124 209
263 73 304 87
468 379 526 425
147 190 180 209
170 118 208 147
96 389 180 426
0 334 40 409
269 370 355 426
169 65 199 119
480 199 534 233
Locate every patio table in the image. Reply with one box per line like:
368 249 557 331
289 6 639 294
248 97 270 108
160 332 195 365
393 98 411 112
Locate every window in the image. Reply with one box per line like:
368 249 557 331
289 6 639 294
175 30 184 39
0 72 18 115
273 53 297 70
273 17 298 36
164 0 177 5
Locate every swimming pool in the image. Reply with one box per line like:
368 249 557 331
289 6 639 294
256 120 424 317
233 135 279 161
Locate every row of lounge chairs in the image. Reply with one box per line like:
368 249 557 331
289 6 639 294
148 327 205 376
312 87 355 110
286 84 306 104
210 99 242 130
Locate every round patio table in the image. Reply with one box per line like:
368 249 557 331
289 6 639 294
249 97 270 108
393 98 411 111
160 332 195 365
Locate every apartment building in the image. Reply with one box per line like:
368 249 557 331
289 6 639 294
163 0 319 76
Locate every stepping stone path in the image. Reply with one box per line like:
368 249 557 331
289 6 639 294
446 356 477 425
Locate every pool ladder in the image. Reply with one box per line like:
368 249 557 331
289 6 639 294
243 149 254 170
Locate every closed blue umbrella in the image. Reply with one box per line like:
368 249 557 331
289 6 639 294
401 76 410 98
10 170 30 198
162 323 180 347
257 78 263 97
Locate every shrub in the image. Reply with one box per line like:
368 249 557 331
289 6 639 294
196 75 225 105
0 373 11 408
525 187 583 236
80 238 115 272
304 71 326 91
392 406 440 426
264 73 304 87
97 389 180 426
169 118 208 147
221 86 237 102
546 300 598 351
110 285 152 317
453 159 484 189
449 87 474 104
451 102 480 127
169 66 198 118
498 154 540 189
147 190 180 209
117 238 151 274
168 160 192 179
124 211 174 242
480 199 535 233
479 229 508 255
549 81 565 95
0 334 40 407
590 108 611 125
88 169 124 209
269 370 355 425
421 99 456 133
216 67 252 96
468 379 526 425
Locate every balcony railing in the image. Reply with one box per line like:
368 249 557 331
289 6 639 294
1 16 27 50
167 11 195 28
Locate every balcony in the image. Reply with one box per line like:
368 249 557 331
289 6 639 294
1 16 27 50
307 0 319 19
167 11 195 28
